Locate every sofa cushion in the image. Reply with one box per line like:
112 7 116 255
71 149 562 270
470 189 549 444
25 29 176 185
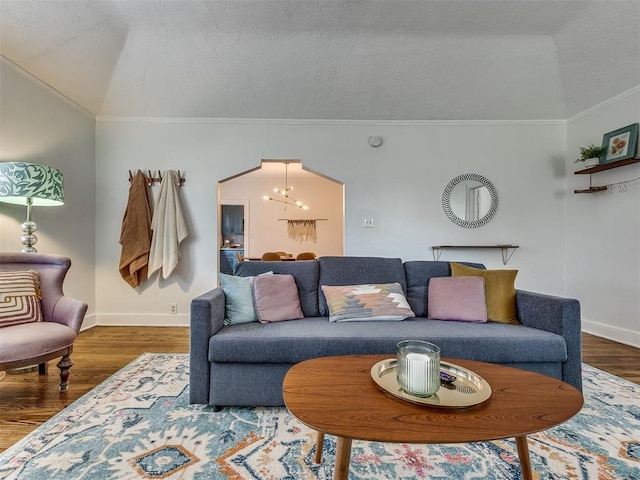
428 276 487 322
318 257 407 316
254 274 304 323
235 260 320 317
321 283 415 322
209 317 567 365
0 270 43 327
451 263 519 324
404 261 485 317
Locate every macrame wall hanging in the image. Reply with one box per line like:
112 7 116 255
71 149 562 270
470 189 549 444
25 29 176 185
287 219 317 243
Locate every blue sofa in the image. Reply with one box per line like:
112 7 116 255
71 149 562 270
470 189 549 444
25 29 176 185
190 256 582 407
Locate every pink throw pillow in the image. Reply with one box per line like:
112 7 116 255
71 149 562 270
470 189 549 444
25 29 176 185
253 274 304 323
427 276 487 323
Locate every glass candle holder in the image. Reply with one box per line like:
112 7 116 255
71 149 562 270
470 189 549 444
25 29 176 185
396 340 441 397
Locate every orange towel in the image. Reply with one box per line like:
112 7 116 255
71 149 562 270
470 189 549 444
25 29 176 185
119 170 152 288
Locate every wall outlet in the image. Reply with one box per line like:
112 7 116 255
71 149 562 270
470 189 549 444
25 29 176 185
363 217 374 228
170 303 178 314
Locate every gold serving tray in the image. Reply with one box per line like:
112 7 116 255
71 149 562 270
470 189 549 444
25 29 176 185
370 358 492 408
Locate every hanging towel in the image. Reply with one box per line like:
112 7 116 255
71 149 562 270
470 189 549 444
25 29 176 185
148 170 188 279
119 170 153 288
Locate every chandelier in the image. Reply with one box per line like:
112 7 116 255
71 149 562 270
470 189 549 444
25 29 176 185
263 162 308 210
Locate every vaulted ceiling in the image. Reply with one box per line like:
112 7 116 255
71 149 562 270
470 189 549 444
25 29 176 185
1 0 639 120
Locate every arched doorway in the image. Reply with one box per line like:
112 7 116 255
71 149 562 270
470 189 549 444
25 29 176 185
218 160 344 272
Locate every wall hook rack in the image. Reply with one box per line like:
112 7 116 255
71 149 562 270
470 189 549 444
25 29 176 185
128 169 186 186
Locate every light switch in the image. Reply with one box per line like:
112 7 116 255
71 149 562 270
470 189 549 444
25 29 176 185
363 217 374 228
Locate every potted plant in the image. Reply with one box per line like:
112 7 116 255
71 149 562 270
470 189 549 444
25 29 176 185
575 144 606 168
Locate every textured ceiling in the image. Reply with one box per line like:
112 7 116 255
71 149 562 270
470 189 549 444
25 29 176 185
1 0 639 120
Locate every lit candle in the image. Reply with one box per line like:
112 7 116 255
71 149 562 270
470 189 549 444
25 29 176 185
405 352 439 396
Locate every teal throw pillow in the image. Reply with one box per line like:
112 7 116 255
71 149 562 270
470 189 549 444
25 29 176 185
219 273 258 325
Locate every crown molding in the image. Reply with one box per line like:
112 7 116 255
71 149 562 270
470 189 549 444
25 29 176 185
567 85 640 124
96 116 565 127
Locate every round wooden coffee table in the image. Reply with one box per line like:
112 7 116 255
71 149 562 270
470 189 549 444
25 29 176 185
283 355 583 480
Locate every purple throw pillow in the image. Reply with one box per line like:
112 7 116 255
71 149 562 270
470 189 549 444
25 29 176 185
253 274 304 323
427 276 487 323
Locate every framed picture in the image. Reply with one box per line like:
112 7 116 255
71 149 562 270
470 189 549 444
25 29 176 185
601 123 639 164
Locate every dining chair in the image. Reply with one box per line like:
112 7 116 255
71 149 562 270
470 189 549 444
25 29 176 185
296 252 317 260
261 252 282 261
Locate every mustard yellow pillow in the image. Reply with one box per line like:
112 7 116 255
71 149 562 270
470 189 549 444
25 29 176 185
450 263 519 324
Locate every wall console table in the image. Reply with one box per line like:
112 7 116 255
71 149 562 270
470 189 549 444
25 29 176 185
431 245 519 265
574 157 640 194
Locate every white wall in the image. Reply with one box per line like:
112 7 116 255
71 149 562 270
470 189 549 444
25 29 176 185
95 118 567 325
0 59 96 326
220 171 344 258
567 87 640 347
8 55 637 347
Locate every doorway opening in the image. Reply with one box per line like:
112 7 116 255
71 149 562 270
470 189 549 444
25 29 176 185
218 160 344 271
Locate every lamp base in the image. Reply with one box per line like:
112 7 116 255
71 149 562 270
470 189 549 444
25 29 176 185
21 220 38 253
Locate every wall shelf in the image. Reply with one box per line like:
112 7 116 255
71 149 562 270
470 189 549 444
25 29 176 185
431 245 519 265
574 157 640 194
574 157 640 175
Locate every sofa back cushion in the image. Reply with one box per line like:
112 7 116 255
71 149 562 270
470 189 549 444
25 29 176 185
235 260 320 316
318 256 406 316
404 261 485 317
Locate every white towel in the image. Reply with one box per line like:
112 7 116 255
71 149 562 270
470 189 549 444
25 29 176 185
148 170 188 279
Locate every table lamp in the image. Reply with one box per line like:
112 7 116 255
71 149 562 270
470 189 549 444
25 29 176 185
0 162 64 252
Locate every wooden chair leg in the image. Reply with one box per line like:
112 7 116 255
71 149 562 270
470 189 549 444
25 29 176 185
57 354 74 392
38 362 48 375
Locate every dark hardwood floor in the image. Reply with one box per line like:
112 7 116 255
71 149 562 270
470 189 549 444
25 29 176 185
0 327 638 453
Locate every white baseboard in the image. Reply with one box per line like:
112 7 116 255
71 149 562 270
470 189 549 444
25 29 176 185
94 313 190 327
80 313 97 331
582 319 640 349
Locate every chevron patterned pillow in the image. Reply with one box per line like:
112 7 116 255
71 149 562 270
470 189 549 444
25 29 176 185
321 283 416 322
0 270 44 327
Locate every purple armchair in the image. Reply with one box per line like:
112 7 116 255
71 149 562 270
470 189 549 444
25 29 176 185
0 253 88 391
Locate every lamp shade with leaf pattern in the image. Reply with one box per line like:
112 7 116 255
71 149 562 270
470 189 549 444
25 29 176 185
0 162 64 252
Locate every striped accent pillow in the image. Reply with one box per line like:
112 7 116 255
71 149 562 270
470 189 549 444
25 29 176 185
0 270 44 327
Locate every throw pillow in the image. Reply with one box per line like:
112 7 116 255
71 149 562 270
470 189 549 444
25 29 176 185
321 283 416 322
427 276 487 322
0 270 44 327
219 273 257 325
450 263 519 324
253 274 304 323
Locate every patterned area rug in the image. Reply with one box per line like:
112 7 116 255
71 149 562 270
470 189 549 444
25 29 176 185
0 353 638 479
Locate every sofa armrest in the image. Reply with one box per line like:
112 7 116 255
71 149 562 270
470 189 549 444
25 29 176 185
516 289 582 391
50 296 88 334
190 287 226 404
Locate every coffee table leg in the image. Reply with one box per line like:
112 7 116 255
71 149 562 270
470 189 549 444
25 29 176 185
515 435 533 480
315 432 325 463
333 436 353 480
